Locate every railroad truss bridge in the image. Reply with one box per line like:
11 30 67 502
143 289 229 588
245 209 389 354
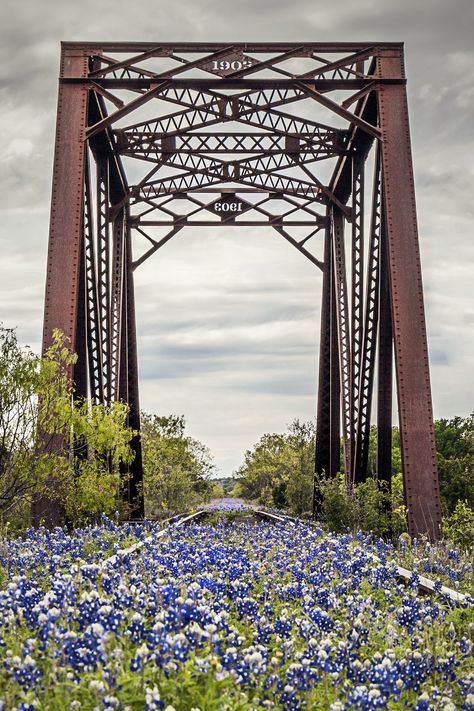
36 42 442 538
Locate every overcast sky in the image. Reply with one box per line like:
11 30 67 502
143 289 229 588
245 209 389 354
0 0 473 477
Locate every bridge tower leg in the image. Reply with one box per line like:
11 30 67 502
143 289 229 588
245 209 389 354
33 47 144 526
32 48 89 526
377 49 441 538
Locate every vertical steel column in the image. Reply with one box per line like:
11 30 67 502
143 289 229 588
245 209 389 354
74 237 88 401
32 48 89 526
41 49 89 360
350 152 365 484
354 146 382 483
84 152 105 404
377 215 393 487
72 238 88 468
96 153 111 405
121 213 145 519
332 207 352 487
110 209 125 402
377 49 441 539
314 216 340 513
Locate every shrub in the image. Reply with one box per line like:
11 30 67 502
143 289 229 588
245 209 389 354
319 472 407 538
442 500 474 550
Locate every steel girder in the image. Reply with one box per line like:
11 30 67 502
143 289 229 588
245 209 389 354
37 42 441 538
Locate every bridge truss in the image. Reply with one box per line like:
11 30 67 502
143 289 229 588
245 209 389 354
36 42 441 538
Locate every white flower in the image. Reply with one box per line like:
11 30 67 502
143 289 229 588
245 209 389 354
90 679 105 692
136 643 149 658
145 685 161 701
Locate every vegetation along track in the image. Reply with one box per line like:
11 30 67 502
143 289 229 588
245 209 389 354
101 507 467 604
0 503 472 709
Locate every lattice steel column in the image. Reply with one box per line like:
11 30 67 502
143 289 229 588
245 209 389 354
332 207 352 487
121 213 145 519
377 48 441 539
315 216 340 512
354 146 382 484
83 154 105 404
96 153 111 405
110 209 125 402
377 214 393 487
350 153 364 484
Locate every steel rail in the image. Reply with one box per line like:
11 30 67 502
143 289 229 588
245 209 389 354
252 509 468 604
97 510 207 570
76 506 467 605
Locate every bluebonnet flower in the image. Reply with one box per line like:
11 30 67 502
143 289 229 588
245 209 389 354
0 512 471 709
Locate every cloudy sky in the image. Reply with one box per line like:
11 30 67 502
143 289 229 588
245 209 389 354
0 0 473 477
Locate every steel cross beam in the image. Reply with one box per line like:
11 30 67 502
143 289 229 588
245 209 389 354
38 42 440 540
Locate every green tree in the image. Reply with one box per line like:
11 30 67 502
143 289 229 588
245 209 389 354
235 419 315 514
0 326 40 517
141 412 214 516
366 425 402 478
37 330 136 525
434 414 474 513
284 420 315 515
442 500 474 550
235 432 289 506
0 326 135 527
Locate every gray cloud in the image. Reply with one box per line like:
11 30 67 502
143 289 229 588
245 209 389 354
0 0 472 475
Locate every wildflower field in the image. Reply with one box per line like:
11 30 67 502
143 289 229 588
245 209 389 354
0 509 472 711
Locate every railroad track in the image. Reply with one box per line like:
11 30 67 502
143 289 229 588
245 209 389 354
99 507 467 604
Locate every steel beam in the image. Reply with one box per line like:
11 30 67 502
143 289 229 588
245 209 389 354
377 50 441 539
350 153 364 484
61 41 404 53
315 217 340 512
32 48 89 527
331 208 352 486
377 216 393 487
354 146 382 484
121 215 145 518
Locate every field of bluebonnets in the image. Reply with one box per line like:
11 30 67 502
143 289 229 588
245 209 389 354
0 504 473 711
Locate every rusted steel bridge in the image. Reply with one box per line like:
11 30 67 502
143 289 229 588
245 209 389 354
37 42 441 538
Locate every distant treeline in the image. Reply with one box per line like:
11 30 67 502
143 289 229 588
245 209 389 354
211 477 237 494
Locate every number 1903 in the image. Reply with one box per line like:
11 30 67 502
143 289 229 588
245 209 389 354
212 59 252 72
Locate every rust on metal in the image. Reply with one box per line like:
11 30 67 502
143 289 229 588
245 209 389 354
38 42 441 538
